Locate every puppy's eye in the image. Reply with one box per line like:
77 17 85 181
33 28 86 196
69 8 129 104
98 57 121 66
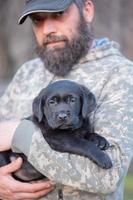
48 97 58 105
49 99 56 105
70 97 76 102
66 96 76 103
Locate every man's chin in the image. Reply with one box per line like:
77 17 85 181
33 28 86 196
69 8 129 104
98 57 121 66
40 50 74 76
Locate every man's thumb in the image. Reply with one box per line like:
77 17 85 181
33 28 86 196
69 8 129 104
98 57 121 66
1 157 23 174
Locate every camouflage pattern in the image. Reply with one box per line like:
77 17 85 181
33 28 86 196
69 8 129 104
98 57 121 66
0 40 133 200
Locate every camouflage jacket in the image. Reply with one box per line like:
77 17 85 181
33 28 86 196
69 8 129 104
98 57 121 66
0 40 133 200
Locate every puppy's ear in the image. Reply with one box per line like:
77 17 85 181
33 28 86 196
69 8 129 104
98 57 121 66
32 89 46 122
80 85 96 119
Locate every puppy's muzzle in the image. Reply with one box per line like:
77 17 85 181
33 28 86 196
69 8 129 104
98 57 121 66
57 111 70 122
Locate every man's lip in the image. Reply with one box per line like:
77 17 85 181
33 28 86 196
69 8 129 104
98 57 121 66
46 40 65 45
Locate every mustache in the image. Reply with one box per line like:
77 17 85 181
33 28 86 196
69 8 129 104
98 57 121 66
43 35 68 46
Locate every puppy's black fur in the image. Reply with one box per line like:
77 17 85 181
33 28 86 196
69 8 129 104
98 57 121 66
0 80 112 182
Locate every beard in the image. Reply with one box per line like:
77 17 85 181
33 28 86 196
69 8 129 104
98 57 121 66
35 15 93 77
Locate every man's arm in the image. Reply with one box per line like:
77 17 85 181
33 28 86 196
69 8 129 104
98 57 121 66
0 62 55 200
11 63 133 195
0 121 20 151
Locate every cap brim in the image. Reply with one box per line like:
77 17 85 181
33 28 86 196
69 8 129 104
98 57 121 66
18 0 73 24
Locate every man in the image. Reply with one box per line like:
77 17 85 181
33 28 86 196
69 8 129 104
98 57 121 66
0 0 133 199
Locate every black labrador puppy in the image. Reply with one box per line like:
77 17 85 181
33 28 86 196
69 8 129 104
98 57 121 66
0 80 112 182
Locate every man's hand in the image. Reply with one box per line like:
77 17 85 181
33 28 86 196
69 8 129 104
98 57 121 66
0 157 55 200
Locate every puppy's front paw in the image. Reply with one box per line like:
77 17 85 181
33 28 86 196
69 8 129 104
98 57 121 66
89 133 110 150
95 152 113 169
97 136 110 150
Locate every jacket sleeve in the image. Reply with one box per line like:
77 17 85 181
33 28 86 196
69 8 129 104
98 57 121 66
0 62 37 152
11 64 133 195
0 62 31 121
0 75 21 121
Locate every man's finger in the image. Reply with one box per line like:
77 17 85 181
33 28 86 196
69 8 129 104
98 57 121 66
12 180 55 193
0 157 23 174
13 186 55 199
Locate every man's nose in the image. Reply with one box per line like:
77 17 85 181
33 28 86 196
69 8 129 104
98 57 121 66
42 18 57 36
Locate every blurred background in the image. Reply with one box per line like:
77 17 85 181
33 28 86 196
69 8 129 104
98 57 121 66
0 0 133 199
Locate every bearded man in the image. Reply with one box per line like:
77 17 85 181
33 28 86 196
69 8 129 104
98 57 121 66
0 0 132 200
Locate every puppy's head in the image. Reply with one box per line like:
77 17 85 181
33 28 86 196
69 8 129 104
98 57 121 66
33 80 96 130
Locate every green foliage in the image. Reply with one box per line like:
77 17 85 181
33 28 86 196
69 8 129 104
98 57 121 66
124 173 133 200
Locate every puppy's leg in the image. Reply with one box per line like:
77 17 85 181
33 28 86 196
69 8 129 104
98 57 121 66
85 133 110 150
45 133 112 169
0 150 44 182
0 150 11 167
10 153 44 182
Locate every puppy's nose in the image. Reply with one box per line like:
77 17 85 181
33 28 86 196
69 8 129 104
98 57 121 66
58 113 67 121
